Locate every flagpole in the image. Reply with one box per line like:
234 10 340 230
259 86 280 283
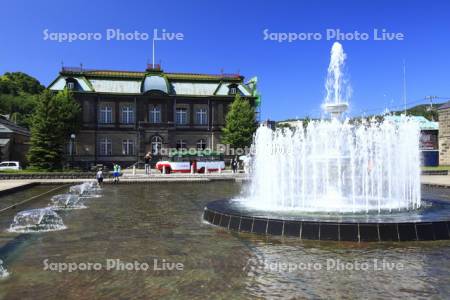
152 37 155 68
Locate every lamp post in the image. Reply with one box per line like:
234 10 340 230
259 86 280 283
69 133 76 168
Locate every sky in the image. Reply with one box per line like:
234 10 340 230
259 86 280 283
1 0 450 120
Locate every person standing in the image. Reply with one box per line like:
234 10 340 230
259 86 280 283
113 163 120 184
116 164 121 183
144 152 152 175
96 168 103 187
231 157 238 173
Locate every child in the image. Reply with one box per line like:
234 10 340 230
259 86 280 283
113 163 121 184
96 168 103 187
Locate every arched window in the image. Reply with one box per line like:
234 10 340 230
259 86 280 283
197 139 207 150
176 139 187 150
151 136 163 155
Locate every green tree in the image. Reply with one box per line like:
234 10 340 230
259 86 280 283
222 94 257 149
0 72 44 128
0 72 45 95
27 89 80 170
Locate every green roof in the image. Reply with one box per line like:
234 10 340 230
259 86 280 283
60 68 243 82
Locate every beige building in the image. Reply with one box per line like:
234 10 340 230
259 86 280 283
49 65 257 169
439 103 450 165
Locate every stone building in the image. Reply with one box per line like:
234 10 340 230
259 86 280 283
48 65 257 168
438 102 450 165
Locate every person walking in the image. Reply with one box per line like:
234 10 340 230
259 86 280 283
96 168 103 187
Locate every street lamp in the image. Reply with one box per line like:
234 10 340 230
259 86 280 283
69 133 76 168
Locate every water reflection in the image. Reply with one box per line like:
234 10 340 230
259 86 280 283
0 183 448 299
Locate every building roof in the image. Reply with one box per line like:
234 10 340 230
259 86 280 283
384 115 439 130
0 117 30 136
49 66 255 97
0 138 10 146
439 101 450 110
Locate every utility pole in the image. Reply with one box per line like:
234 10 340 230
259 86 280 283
425 96 438 121
403 60 407 114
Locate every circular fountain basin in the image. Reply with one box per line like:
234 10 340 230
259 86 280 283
203 198 450 242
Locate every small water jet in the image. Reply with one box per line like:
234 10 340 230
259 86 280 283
203 42 450 242
50 194 86 210
0 260 9 279
8 208 66 233
323 41 350 118
70 182 101 197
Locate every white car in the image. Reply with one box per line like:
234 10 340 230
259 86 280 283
0 161 21 171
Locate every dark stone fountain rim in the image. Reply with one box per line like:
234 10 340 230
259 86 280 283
203 199 450 242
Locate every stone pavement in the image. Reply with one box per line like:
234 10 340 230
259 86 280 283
0 172 249 196
1 173 447 196
0 180 37 196
421 175 450 188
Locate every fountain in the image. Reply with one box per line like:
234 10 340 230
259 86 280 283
0 259 9 279
8 208 66 233
322 42 350 118
50 194 86 210
203 42 450 242
70 182 101 197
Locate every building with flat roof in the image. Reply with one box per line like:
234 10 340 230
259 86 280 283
48 65 257 169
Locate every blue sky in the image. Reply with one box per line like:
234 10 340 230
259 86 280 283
1 0 450 120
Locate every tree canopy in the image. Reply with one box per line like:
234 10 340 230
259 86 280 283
222 94 257 149
0 72 45 128
27 89 80 170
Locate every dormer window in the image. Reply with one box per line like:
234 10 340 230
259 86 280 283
66 78 77 90
229 84 238 95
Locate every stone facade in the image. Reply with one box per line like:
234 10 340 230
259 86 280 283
439 104 450 165
49 66 257 169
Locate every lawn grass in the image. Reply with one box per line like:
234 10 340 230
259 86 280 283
422 165 450 171
0 168 84 174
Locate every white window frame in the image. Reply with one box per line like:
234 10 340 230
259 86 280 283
176 139 187 150
121 105 134 124
197 139 207 150
151 136 163 155
176 108 188 125
149 106 161 123
99 137 112 156
67 82 75 90
122 139 135 155
196 108 208 125
99 105 113 124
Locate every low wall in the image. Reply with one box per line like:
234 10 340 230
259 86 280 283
0 172 112 180
422 170 449 176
